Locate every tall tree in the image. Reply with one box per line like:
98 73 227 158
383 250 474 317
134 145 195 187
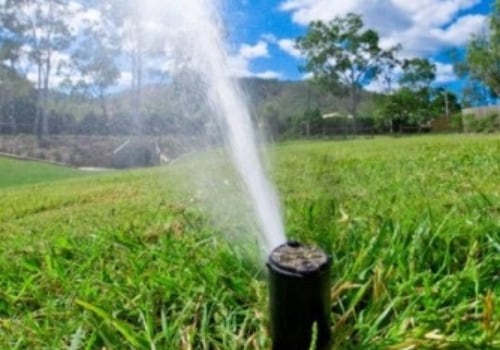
463 0 500 100
430 88 461 117
376 58 438 131
0 64 34 134
451 49 496 107
296 13 399 131
400 58 436 90
106 0 147 134
1 0 74 141
0 11 26 134
70 1 121 120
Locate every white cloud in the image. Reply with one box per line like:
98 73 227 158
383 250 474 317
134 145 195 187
239 41 270 59
265 35 304 60
261 33 278 44
430 14 487 46
278 38 304 59
279 0 487 56
228 41 281 79
255 71 282 79
67 1 102 33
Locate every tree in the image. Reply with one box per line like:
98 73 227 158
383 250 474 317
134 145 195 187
70 1 121 121
106 0 152 135
296 13 399 131
430 88 461 117
0 64 35 134
400 58 436 90
0 13 30 134
462 0 500 99
256 102 283 140
451 49 496 107
376 58 438 132
375 88 431 133
1 0 74 141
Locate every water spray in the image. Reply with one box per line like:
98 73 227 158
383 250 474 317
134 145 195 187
267 241 331 350
144 1 331 346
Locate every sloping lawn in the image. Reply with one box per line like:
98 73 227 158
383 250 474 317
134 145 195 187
0 156 88 188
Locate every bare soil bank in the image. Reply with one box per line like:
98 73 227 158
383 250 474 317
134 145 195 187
0 135 205 168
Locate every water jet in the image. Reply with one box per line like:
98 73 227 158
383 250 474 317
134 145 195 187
267 241 331 350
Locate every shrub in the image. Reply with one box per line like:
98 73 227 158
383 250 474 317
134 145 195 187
450 113 464 132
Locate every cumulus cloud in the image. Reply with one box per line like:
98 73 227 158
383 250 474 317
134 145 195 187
239 41 270 59
279 0 487 56
430 14 487 46
277 38 304 59
228 41 281 79
263 34 304 60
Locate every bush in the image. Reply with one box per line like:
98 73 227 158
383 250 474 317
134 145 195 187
450 113 464 132
463 112 500 133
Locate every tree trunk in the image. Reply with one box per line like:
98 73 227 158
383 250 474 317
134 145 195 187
130 3 143 135
8 99 17 135
350 83 358 135
99 90 109 134
34 63 43 140
41 91 49 138
41 52 52 140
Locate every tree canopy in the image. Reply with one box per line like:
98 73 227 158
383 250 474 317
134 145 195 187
462 0 500 100
296 13 399 127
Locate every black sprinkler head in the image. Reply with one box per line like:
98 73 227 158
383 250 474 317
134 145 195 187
267 241 331 350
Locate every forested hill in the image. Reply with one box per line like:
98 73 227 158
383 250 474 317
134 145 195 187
241 78 376 121
1 64 379 139
114 77 378 138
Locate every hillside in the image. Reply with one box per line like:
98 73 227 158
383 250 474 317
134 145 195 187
117 78 379 141
48 77 378 133
0 78 379 167
241 78 376 120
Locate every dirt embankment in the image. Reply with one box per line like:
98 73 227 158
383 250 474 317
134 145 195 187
0 135 207 168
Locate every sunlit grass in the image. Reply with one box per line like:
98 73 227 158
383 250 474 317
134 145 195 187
0 134 499 349
0 156 87 188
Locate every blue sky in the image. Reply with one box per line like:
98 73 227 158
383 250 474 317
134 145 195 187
12 0 494 95
221 0 494 90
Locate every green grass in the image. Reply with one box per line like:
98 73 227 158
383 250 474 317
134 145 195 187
0 134 499 349
0 156 87 188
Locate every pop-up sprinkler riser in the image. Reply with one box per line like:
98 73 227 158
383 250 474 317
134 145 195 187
267 241 332 350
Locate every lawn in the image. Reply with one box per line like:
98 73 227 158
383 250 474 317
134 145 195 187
0 156 87 188
0 134 499 349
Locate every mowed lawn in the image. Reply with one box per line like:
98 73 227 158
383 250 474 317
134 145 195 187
0 156 87 188
0 134 499 349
